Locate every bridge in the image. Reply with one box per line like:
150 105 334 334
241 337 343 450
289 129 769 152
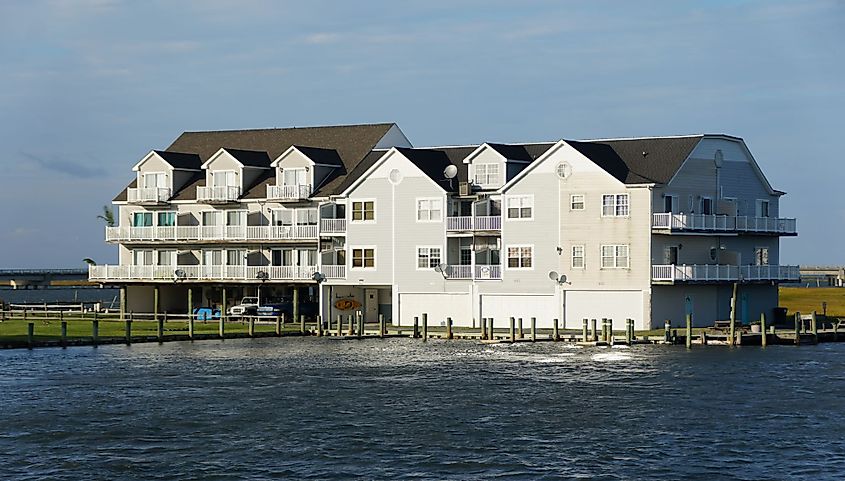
797 266 845 287
0 269 91 289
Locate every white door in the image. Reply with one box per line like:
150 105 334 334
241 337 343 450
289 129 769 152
565 290 644 330
364 288 379 323
399 293 472 327
480 294 557 329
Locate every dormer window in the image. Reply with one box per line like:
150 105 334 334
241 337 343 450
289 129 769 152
143 172 167 189
474 164 500 187
282 168 307 187
212 170 238 187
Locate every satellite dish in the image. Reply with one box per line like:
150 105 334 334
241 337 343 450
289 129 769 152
714 149 723 168
434 264 444 273
548 271 559 281
256 270 269 281
311 272 326 283
444 165 458 179
173 269 187 281
558 274 567 284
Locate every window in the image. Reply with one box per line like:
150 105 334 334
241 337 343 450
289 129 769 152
203 249 223 266
754 247 769 266
506 195 533 219
601 245 629 268
157 250 175 266
202 211 221 226
663 195 677 214
474 163 500 186
352 248 375 268
602 194 629 217
352 201 375 221
571 245 585 269
665 246 679 265
506 245 533 269
226 210 245 226
157 212 175 227
133 250 153 266
282 168 307 186
756 200 770 218
417 247 442 269
460 245 472 265
417 198 442 222
227 249 245 266
570 194 585 211
212 170 237 187
142 172 166 189
133 212 153 227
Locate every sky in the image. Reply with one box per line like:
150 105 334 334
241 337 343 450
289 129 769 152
0 0 842 268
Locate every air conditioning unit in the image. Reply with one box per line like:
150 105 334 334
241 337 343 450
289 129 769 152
459 181 472 196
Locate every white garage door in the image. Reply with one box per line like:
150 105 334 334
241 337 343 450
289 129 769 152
480 294 558 329
564 290 644 330
399 293 472 327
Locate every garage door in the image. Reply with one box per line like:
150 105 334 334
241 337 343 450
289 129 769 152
480 294 558 329
564 290 644 330
399 293 472 327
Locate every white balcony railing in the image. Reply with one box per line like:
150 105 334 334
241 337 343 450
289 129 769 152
446 265 472 279
320 219 346 234
267 184 311 201
89 264 318 282
475 264 501 279
652 213 797 235
442 265 501 280
446 215 502 231
105 225 319 242
652 264 800 283
197 186 240 202
127 187 171 204
323 265 346 279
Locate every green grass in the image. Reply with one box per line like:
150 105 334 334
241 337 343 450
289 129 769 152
779 287 845 318
0 318 300 344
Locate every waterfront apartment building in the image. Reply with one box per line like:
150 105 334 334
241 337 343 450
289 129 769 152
91 123 798 329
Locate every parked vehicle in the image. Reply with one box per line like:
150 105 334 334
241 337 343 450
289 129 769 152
193 307 221 321
227 297 259 317
256 297 319 320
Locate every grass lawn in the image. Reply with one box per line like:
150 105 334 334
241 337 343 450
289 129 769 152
0 318 301 344
779 287 845 318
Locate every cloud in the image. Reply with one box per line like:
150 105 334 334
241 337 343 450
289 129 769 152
19 152 102 178
303 32 342 45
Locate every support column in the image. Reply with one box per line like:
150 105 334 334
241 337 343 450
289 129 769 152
119 286 126 322
187 287 193 323
153 285 160 324
292 287 300 328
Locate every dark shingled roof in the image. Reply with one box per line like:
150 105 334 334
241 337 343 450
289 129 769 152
154 150 202 170
222 148 272 168
568 136 702 184
294 146 343 167
115 123 396 201
486 143 536 162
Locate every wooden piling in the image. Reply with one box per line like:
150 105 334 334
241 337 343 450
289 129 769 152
413 316 420 339
276 315 283 336
422 313 428 342
218 314 225 340
664 320 671 342
222 288 227 326
317 315 323 337
125 315 132 345
378 314 385 337
188 314 195 340
488 317 494 340
61 320 67 348
760 313 767 348
292 287 299 328
446 317 453 340
348 314 354 336
249 317 255 337
685 313 692 349
811 311 818 339
590 318 597 342
187 287 193 326
510 317 516 342
625 319 632 345
518 317 524 339
481 318 487 340
582 318 588 342
794 311 801 346
357 311 363 339
608 319 614 345
157 314 164 342
119 286 126 323
530 317 536 342
601 318 608 343
553 318 560 341
700 330 707 346
92 318 99 346
336 315 342 337
729 281 738 347
153 285 160 332
27 322 34 349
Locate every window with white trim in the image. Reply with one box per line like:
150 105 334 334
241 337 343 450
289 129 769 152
602 194 629 217
416 247 442 269
474 163 500 187
601 245 629 268
132 212 153 227
157 250 176 266
212 170 237 187
157 211 176 227
700 197 713 215
506 245 533 269
133 250 154 266
570 194 585 211
351 248 375 268
351 201 375 222
282 168 307 187
506 195 533 219
142 172 167 189
756 199 770 218
416 198 442 222
571 245 585 269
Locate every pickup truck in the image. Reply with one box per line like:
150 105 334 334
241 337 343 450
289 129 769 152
256 297 319 320
227 297 260 317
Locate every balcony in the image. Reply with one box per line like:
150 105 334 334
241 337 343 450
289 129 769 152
127 187 171 204
197 186 240 203
105 225 318 243
267 184 311 201
322 265 346 279
446 216 501 232
320 219 346 235
89 264 318 282
444 264 501 280
652 264 800 284
652 213 797 236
